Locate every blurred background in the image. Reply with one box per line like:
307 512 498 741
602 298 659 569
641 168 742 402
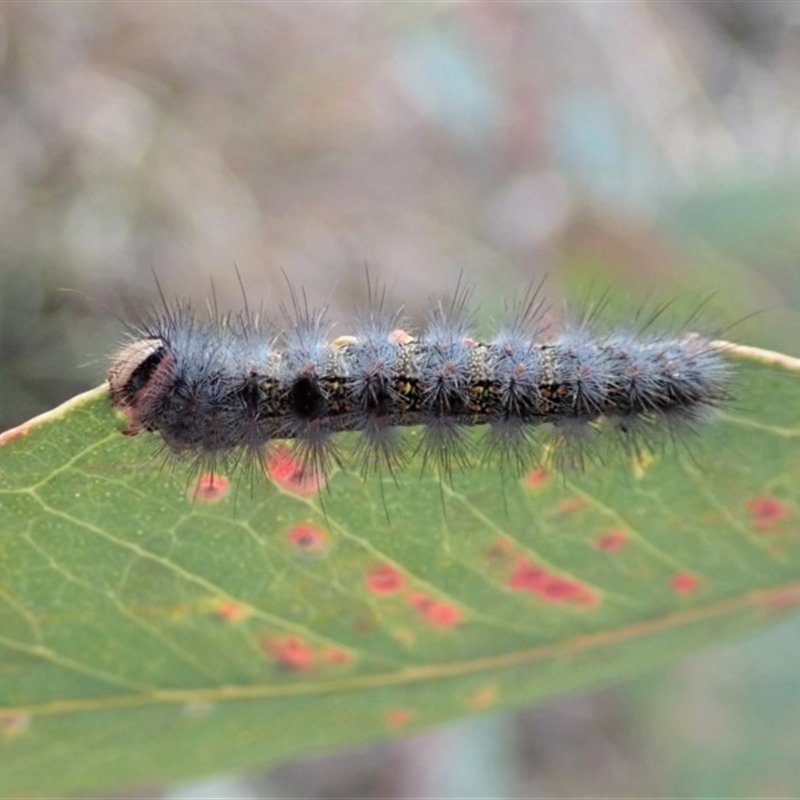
2 1 800 796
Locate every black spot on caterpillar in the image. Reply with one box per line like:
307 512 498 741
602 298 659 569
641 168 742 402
107 279 733 490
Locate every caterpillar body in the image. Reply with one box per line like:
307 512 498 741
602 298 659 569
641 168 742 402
108 283 732 486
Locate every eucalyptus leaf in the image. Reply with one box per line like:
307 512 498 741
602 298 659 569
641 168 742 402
1 346 799 796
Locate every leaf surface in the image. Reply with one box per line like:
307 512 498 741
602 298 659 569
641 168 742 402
1 347 799 796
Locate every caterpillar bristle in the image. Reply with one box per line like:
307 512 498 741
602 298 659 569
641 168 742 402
482 418 543 477
107 278 734 495
418 417 474 486
291 421 342 484
353 416 410 481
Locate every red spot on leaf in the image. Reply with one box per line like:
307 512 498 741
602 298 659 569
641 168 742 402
539 575 598 606
487 537 514 560
766 587 800 612
268 446 300 482
508 558 598 606
747 496 789 532
426 603 463 627
385 708 414 728
596 530 627 551
524 468 550 489
407 592 464 627
557 497 588 514
262 636 315 671
671 573 700 594
267 445 326 495
508 560 547 592
322 646 353 665
287 523 328 555
467 686 497 709
367 564 405 595
0 424 29 447
189 473 230 503
215 602 249 623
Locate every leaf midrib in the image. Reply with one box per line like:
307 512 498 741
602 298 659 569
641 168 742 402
3 578 794 720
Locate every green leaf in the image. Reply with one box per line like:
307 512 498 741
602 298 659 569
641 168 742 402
1 346 800 797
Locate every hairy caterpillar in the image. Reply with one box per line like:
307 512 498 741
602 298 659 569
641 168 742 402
107 279 732 489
